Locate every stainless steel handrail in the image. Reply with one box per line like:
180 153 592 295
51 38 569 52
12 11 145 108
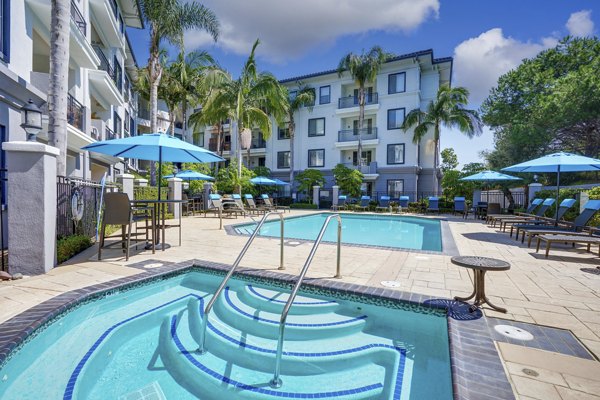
197 211 285 354
270 214 342 388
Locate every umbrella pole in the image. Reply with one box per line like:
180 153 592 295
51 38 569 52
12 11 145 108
158 148 162 201
555 165 561 225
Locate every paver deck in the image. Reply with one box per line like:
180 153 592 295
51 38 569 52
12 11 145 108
1 210 599 399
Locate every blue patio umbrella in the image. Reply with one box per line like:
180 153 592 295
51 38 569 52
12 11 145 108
271 178 290 186
250 176 277 185
164 170 214 181
83 133 223 200
502 152 600 223
460 170 522 204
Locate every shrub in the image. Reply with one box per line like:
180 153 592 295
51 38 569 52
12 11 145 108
585 186 600 226
332 164 363 198
57 235 93 264
290 203 318 209
534 188 580 221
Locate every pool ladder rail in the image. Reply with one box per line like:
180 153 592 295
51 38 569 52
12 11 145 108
197 212 344 390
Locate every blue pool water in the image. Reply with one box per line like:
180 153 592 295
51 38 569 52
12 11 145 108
234 213 443 251
0 270 453 399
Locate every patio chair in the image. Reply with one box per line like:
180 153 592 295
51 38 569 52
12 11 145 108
499 198 555 232
244 194 266 214
230 194 249 216
427 197 439 213
331 195 347 211
520 200 600 247
511 198 577 238
487 198 542 225
376 196 391 212
182 193 194 216
354 195 371 212
98 192 150 261
204 194 238 218
398 196 409 213
262 194 290 213
453 197 466 216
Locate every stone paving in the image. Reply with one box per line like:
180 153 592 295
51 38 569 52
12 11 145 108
0 210 599 399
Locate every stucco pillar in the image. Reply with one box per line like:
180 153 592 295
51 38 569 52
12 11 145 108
332 186 339 208
135 178 148 187
313 186 320 208
167 177 182 215
117 173 134 200
473 189 482 205
528 183 542 204
203 182 212 211
3 141 59 275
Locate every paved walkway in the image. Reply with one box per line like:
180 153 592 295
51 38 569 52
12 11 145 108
1 210 599 399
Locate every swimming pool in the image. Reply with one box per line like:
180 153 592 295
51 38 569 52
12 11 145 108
233 213 443 251
0 269 453 399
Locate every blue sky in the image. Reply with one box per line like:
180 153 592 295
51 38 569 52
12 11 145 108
127 0 597 166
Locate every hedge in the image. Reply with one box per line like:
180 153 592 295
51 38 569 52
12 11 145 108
57 235 93 264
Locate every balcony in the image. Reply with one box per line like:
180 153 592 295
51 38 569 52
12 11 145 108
67 94 85 132
208 139 231 152
337 128 378 142
88 45 124 106
92 45 118 87
105 126 117 140
338 93 379 109
70 0 87 37
342 162 379 178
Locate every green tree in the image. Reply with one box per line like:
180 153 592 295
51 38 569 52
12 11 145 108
201 40 288 182
482 37 600 169
295 169 325 201
215 159 255 194
332 164 364 198
139 0 219 185
401 85 482 192
252 166 271 177
284 83 315 185
440 148 458 173
181 162 213 193
337 46 388 166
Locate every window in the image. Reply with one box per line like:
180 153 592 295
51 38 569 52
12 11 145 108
387 144 405 164
308 149 325 168
288 90 297 101
305 88 316 106
0 125 5 206
387 108 405 130
258 157 266 167
113 112 122 136
0 0 9 62
130 116 135 136
278 125 290 139
124 110 130 135
352 150 372 166
308 118 325 137
353 119 373 135
277 151 290 169
319 86 330 104
387 180 404 197
113 56 122 92
388 72 406 94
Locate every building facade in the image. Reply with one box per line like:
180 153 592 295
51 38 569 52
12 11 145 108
0 0 143 182
204 50 452 198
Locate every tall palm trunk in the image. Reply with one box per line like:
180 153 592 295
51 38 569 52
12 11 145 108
357 86 365 167
432 124 440 194
48 0 70 177
214 122 222 175
148 51 162 186
289 117 296 186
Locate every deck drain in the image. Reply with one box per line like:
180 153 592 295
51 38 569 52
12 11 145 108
522 368 539 377
141 263 164 269
380 281 402 288
494 324 534 341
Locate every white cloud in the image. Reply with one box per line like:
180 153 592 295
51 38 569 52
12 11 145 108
566 10 594 37
184 0 440 63
453 28 556 105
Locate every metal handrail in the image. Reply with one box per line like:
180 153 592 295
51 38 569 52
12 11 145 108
270 214 342 388
197 211 285 354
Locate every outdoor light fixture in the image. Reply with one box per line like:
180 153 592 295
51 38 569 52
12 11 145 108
533 174 539 182
20 99 43 142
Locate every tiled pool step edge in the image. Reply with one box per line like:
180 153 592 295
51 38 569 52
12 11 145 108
0 258 513 400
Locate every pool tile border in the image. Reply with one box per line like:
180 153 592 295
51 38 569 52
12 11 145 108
0 259 512 400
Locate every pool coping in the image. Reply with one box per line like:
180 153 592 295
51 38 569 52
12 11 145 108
225 212 460 256
0 259 513 400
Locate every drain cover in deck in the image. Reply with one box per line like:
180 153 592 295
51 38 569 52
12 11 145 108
494 324 534 341
380 281 402 288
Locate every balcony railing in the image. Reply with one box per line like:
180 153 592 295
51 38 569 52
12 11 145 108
337 128 378 142
251 138 267 149
105 126 116 140
70 0 86 37
92 45 119 89
67 94 85 132
342 162 378 174
338 93 379 109
208 138 231 152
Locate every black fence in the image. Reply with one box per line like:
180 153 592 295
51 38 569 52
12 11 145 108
57 177 118 239
0 168 6 271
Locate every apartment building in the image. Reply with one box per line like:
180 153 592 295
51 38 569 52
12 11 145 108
203 50 452 197
0 0 142 182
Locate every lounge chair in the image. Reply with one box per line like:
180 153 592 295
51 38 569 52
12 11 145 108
520 200 600 247
487 198 542 225
499 198 555 232
331 195 347 211
261 194 290 213
453 197 466 216
354 195 371 212
244 194 266 214
398 196 409 213
204 194 238 218
230 194 249 216
536 229 600 258
427 197 439 214
511 198 576 238
376 195 391 212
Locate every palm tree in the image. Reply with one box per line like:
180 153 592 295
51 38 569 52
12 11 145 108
401 85 483 193
201 39 287 185
284 83 315 185
139 0 219 185
337 46 387 166
48 0 71 176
